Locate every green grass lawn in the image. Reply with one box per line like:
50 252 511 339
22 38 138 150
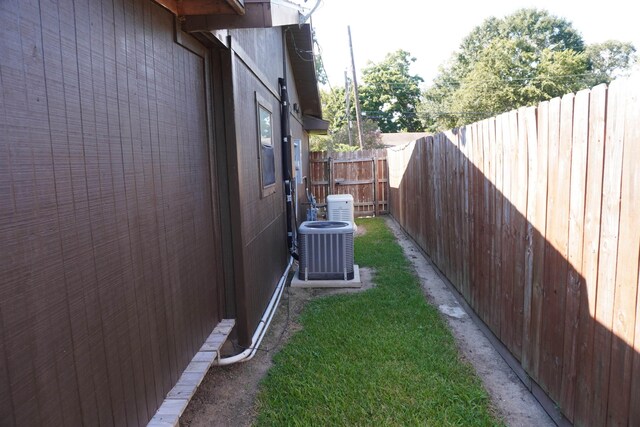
255 217 502 426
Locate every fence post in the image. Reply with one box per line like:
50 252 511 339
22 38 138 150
328 155 334 196
373 153 378 216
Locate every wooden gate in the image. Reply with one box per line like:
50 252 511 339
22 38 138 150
309 149 389 217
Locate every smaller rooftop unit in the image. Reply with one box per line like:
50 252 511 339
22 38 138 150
327 194 354 224
298 221 354 281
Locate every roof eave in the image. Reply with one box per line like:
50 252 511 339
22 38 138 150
303 115 329 135
182 0 302 31
154 0 246 18
285 23 323 120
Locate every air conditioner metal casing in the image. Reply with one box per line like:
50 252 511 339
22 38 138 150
298 221 354 280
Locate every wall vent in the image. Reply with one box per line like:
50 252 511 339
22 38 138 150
298 221 354 280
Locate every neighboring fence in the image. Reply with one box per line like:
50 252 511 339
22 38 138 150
387 77 640 426
309 149 389 217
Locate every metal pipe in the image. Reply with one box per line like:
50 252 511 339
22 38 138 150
279 40 299 260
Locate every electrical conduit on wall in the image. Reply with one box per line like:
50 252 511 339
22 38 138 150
214 257 293 365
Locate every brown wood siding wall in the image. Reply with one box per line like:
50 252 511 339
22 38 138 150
230 36 289 345
387 78 640 427
0 0 222 425
285 49 309 226
289 116 309 225
229 28 283 93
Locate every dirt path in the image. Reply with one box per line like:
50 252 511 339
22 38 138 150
181 219 554 426
180 267 375 427
180 283 305 427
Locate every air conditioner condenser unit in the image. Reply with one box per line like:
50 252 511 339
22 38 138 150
298 221 354 281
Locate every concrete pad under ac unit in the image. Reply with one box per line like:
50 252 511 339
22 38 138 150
290 264 362 288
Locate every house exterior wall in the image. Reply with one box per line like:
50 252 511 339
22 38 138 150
290 116 311 225
0 2 316 423
220 28 316 346
229 51 288 345
0 0 223 425
225 27 309 345
283 50 312 225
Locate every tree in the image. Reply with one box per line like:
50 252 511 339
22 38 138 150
359 50 424 133
318 87 353 131
449 39 588 121
584 40 637 86
311 82 385 152
312 29 329 86
310 118 382 152
311 49 427 151
420 8 636 131
310 86 357 151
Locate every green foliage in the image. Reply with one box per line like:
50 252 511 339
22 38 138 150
312 29 329 86
312 84 383 152
360 50 424 133
310 118 382 152
313 50 425 151
309 135 358 153
449 39 588 122
256 218 502 426
584 40 637 86
318 87 354 131
420 8 637 131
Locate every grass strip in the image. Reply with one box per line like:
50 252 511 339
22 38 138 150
255 217 502 426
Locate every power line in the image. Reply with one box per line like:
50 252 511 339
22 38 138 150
363 112 495 118
285 28 315 63
352 72 599 88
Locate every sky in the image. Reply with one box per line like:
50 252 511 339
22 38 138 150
301 0 640 88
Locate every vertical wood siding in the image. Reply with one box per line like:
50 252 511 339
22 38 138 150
227 35 289 346
0 0 221 425
388 77 640 427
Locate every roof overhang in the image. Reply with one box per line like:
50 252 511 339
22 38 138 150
286 24 323 121
182 0 302 31
161 1 326 132
303 115 329 135
154 0 246 17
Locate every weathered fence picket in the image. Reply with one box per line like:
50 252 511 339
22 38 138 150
387 76 640 427
309 149 388 217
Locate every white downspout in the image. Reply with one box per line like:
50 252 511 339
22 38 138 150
214 256 294 366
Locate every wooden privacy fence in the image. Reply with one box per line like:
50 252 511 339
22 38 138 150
387 77 640 427
309 149 388 217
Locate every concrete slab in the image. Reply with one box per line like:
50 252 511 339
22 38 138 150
290 264 362 288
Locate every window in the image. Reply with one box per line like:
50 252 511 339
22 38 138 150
256 93 276 196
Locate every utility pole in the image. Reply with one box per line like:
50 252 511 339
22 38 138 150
344 69 353 146
347 25 364 150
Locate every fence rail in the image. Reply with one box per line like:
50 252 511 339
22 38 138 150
387 76 640 427
309 149 388 217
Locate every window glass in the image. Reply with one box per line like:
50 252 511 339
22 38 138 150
259 106 272 147
257 98 276 194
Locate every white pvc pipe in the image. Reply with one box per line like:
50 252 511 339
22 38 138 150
214 256 294 365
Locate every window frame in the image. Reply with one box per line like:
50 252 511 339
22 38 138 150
255 93 277 198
